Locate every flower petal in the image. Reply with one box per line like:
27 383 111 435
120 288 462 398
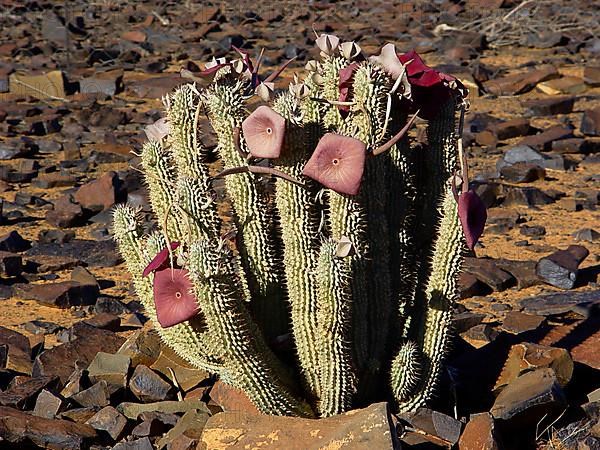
303 133 366 195
153 268 198 328
143 242 181 277
241 106 286 159
458 191 487 250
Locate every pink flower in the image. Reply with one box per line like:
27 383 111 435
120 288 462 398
153 268 198 327
303 133 366 195
458 191 487 250
241 106 286 159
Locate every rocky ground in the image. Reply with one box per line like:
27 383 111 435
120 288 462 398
0 0 599 449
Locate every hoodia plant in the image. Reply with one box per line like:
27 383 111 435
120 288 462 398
113 36 486 418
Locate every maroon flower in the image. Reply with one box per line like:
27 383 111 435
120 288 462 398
458 190 487 250
338 63 358 112
303 133 366 195
153 268 198 327
241 106 286 159
397 50 464 120
143 242 180 277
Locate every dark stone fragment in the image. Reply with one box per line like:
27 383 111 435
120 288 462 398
129 364 173 403
25 239 122 267
15 281 99 308
32 389 62 419
464 257 516 292
71 381 110 408
520 289 600 316
491 369 566 427
518 125 574 152
38 229 75 244
500 162 545 183
522 96 575 116
581 107 600 136
503 186 555 207
399 407 462 447
536 245 589 289
520 225 546 237
0 251 22 276
0 230 30 252
85 405 128 441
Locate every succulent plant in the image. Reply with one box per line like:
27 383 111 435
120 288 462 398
113 36 484 418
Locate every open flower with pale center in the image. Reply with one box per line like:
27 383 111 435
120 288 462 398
458 190 487 250
241 106 286 159
302 133 366 195
152 268 198 328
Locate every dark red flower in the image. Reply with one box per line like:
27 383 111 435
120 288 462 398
397 50 464 120
153 268 198 327
143 242 180 277
458 190 487 250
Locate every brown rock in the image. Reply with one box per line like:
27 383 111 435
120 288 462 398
127 76 190 99
117 328 162 368
86 405 128 441
491 369 566 426
463 257 515 292
129 364 173 403
0 375 59 409
501 311 545 335
500 162 545 183
59 407 98 424
122 30 147 43
494 343 573 393
581 107 600 136
519 125 574 151
484 66 558 96
33 389 63 419
70 380 110 408
400 407 462 447
495 259 541 290
0 405 96 449
74 171 121 212
537 77 587 95
33 173 77 189
200 402 396 449
493 117 531 140
584 66 600 86
521 96 575 116
210 380 260 415
458 413 499 450
156 409 209 449
32 324 125 385
551 138 588 154
84 313 121 331
118 399 210 420
45 195 85 228
150 346 210 392
539 316 600 370
87 352 130 394
0 326 32 374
